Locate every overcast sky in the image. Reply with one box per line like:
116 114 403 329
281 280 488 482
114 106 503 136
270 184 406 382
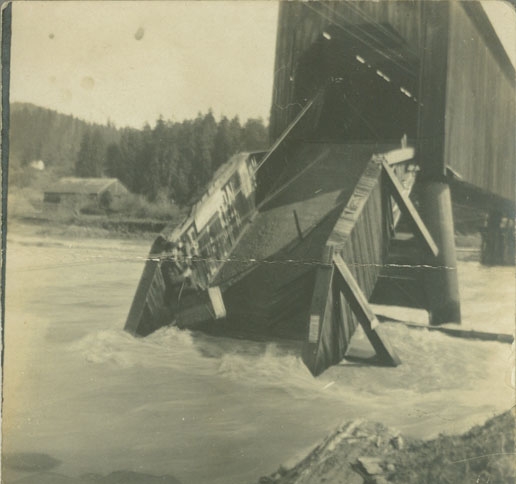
10 1 515 130
11 1 279 128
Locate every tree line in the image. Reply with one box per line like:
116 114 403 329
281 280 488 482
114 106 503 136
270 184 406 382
76 112 268 204
10 103 268 206
10 102 119 178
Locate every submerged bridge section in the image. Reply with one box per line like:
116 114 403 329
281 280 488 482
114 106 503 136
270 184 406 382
267 0 514 329
207 139 424 375
254 1 514 372
125 1 514 376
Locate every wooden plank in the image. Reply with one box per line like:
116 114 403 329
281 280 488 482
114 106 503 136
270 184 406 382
124 259 161 335
333 254 379 331
445 1 515 202
382 160 439 257
384 319 514 344
256 89 323 173
302 248 336 376
327 160 383 247
381 147 415 166
333 254 400 367
208 286 226 319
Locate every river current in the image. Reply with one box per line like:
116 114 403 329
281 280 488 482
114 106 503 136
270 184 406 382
3 229 515 484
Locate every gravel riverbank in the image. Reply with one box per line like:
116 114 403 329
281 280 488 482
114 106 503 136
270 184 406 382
256 410 515 484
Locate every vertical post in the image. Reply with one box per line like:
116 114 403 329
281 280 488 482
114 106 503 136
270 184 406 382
417 2 461 325
481 210 515 266
302 246 336 376
419 182 461 324
481 210 502 265
416 1 450 180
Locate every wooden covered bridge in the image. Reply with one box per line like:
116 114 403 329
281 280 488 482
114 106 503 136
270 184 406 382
123 1 514 376
261 1 515 374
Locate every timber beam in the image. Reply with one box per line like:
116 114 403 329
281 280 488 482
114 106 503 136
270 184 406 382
382 160 439 258
302 247 338 376
333 254 400 367
302 246 401 376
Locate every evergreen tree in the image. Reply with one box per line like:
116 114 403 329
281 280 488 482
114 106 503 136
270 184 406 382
228 116 243 152
105 143 124 179
140 124 160 200
212 115 244 170
242 118 268 151
13 102 270 204
10 103 120 178
212 116 232 170
193 111 217 187
75 129 106 177
75 131 92 177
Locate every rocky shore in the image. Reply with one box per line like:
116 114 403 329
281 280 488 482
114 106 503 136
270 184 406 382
256 410 515 484
4 412 514 484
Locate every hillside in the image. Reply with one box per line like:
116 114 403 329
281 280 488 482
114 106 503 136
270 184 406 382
8 102 269 205
7 103 269 234
9 102 120 182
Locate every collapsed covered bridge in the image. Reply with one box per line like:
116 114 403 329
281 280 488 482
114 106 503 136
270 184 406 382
260 1 515 373
125 1 515 376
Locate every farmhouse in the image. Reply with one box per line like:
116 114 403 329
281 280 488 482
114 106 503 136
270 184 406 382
44 177 129 207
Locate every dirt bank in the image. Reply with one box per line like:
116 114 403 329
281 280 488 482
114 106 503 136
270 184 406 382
7 219 163 241
256 409 515 484
6 186 185 240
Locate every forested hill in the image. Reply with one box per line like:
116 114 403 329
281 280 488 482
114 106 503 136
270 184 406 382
106 113 268 204
10 102 119 175
9 102 269 205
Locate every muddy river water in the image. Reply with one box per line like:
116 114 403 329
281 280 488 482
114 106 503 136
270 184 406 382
3 230 514 484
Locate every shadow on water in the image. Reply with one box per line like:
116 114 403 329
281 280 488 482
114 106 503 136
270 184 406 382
3 454 182 484
3 453 61 472
5 471 182 484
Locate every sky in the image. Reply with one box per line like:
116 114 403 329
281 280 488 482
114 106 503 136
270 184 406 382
10 1 279 128
10 1 516 130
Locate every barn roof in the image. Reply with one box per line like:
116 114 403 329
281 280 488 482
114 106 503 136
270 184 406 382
45 177 125 195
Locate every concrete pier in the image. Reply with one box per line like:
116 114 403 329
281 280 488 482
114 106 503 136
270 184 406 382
420 181 461 325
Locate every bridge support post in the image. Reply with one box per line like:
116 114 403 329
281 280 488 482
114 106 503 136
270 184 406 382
481 210 515 266
419 181 461 325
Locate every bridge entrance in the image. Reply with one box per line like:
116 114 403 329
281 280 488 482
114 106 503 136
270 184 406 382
292 23 419 144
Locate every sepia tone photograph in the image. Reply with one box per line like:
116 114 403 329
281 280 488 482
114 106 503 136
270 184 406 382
1 1 515 484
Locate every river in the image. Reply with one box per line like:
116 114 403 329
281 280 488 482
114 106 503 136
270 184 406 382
3 227 514 484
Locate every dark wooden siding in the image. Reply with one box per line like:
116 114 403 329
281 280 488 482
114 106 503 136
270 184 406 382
304 159 388 374
271 1 515 202
270 1 422 141
445 2 515 202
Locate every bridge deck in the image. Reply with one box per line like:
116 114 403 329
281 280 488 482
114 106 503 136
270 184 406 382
214 142 396 288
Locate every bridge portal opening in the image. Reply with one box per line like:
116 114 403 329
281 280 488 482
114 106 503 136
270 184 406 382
292 23 420 143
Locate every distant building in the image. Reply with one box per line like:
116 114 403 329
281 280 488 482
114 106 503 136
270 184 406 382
29 160 45 171
44 177 129 207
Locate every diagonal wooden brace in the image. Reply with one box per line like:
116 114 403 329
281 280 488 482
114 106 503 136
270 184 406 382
333 254 401 367
382 160 439 258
